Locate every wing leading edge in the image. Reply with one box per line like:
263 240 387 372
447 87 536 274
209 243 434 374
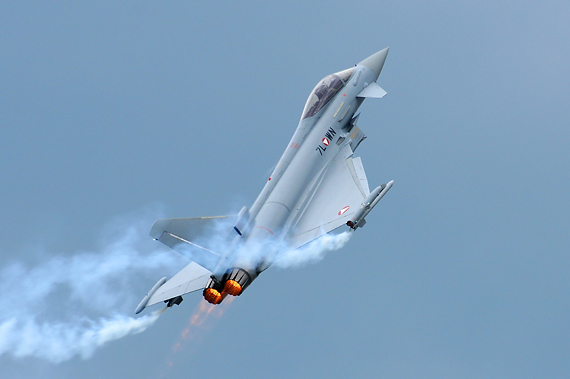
288 143 369 249
150 216 237 272
139 216 236 313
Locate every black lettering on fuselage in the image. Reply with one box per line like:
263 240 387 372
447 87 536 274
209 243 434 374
316 128 336 156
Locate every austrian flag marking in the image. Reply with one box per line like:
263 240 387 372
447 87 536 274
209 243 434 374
315 127 337 156
338 206 350 215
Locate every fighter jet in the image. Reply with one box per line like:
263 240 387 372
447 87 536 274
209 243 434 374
135 48 394 314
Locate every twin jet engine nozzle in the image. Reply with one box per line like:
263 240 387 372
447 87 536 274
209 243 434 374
203 268 252 305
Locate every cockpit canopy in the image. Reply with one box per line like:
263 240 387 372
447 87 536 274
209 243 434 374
301 67 355 120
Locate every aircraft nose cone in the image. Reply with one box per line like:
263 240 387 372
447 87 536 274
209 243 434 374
358 47 389 81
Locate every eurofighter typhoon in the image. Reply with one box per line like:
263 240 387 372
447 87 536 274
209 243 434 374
136 48 393 314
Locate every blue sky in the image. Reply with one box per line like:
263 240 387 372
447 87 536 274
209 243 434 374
1 1 569 378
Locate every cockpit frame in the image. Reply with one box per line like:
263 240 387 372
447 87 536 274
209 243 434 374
301 67 355 120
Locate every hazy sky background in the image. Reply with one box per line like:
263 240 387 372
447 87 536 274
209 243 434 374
1 1 569 378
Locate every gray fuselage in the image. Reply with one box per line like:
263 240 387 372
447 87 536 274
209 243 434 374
217 59 383 286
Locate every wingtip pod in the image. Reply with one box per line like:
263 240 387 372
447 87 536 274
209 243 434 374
135 277 167 314
347 180 394 230
358 47 389 82
369 180 393 209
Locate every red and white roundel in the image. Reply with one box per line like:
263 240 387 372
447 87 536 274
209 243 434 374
322 137 330 146
338 205 350 215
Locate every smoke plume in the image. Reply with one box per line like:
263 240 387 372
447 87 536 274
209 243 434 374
0 208 354 364
0 210 186 363
274 231 353 268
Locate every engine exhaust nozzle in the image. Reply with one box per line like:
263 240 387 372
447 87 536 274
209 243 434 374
223 268 252 296
224 280 243 296
203 288 222 305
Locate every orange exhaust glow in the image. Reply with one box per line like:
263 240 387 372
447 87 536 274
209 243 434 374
223 279 242 296
203 288 222 304
159 297 235 378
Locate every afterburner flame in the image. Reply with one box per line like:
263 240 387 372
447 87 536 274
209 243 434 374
160 298 234 378
203 288 222 304
223 279 242 296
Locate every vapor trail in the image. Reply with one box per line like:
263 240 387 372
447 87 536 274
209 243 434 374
0 208 354 364
274 231 353 268
0 210 186 363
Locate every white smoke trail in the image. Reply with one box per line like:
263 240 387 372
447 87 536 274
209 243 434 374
0 209 186 364
274 231 353 269
0 308 165 363
0 207 354 363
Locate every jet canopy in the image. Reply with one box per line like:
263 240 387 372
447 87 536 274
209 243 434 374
301 68 355 120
